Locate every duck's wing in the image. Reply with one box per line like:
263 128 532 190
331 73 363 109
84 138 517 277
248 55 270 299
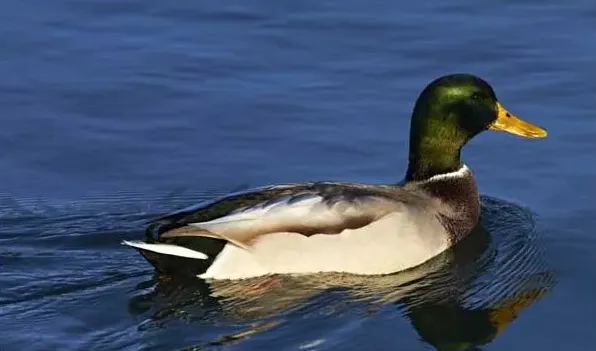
149 183 423 248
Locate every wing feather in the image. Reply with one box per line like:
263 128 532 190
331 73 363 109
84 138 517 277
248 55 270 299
160 190 408 246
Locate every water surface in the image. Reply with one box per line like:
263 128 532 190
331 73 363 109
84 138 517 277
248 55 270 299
1 0 595 350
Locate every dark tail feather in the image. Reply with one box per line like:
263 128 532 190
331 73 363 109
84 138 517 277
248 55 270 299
134 220 227 277
144 220 176 243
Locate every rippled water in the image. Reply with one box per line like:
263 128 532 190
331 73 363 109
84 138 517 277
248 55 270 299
2 0 596 350
1 193 553 350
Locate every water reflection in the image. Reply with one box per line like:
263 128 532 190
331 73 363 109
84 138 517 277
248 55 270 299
129 196 555 350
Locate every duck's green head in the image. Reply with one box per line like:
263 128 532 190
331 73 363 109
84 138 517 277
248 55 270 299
405 73 547 181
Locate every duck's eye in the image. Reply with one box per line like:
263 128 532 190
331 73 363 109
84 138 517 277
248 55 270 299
471 93 482 101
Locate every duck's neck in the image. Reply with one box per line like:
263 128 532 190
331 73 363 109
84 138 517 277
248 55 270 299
403 101 471 182
404 135 464 182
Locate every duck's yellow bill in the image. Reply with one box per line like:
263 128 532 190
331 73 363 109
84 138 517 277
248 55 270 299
489 102 547 138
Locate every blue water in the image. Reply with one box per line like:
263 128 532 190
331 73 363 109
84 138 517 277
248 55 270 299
1 0 595 350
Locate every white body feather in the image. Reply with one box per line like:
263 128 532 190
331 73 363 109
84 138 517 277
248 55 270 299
200 211 449 280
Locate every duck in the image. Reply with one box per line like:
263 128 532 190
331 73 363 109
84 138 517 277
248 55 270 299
123 73 547 280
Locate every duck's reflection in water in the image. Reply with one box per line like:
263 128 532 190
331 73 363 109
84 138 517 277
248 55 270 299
129 196 555 351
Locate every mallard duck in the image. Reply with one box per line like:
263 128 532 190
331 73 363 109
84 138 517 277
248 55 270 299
124 73 547 280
